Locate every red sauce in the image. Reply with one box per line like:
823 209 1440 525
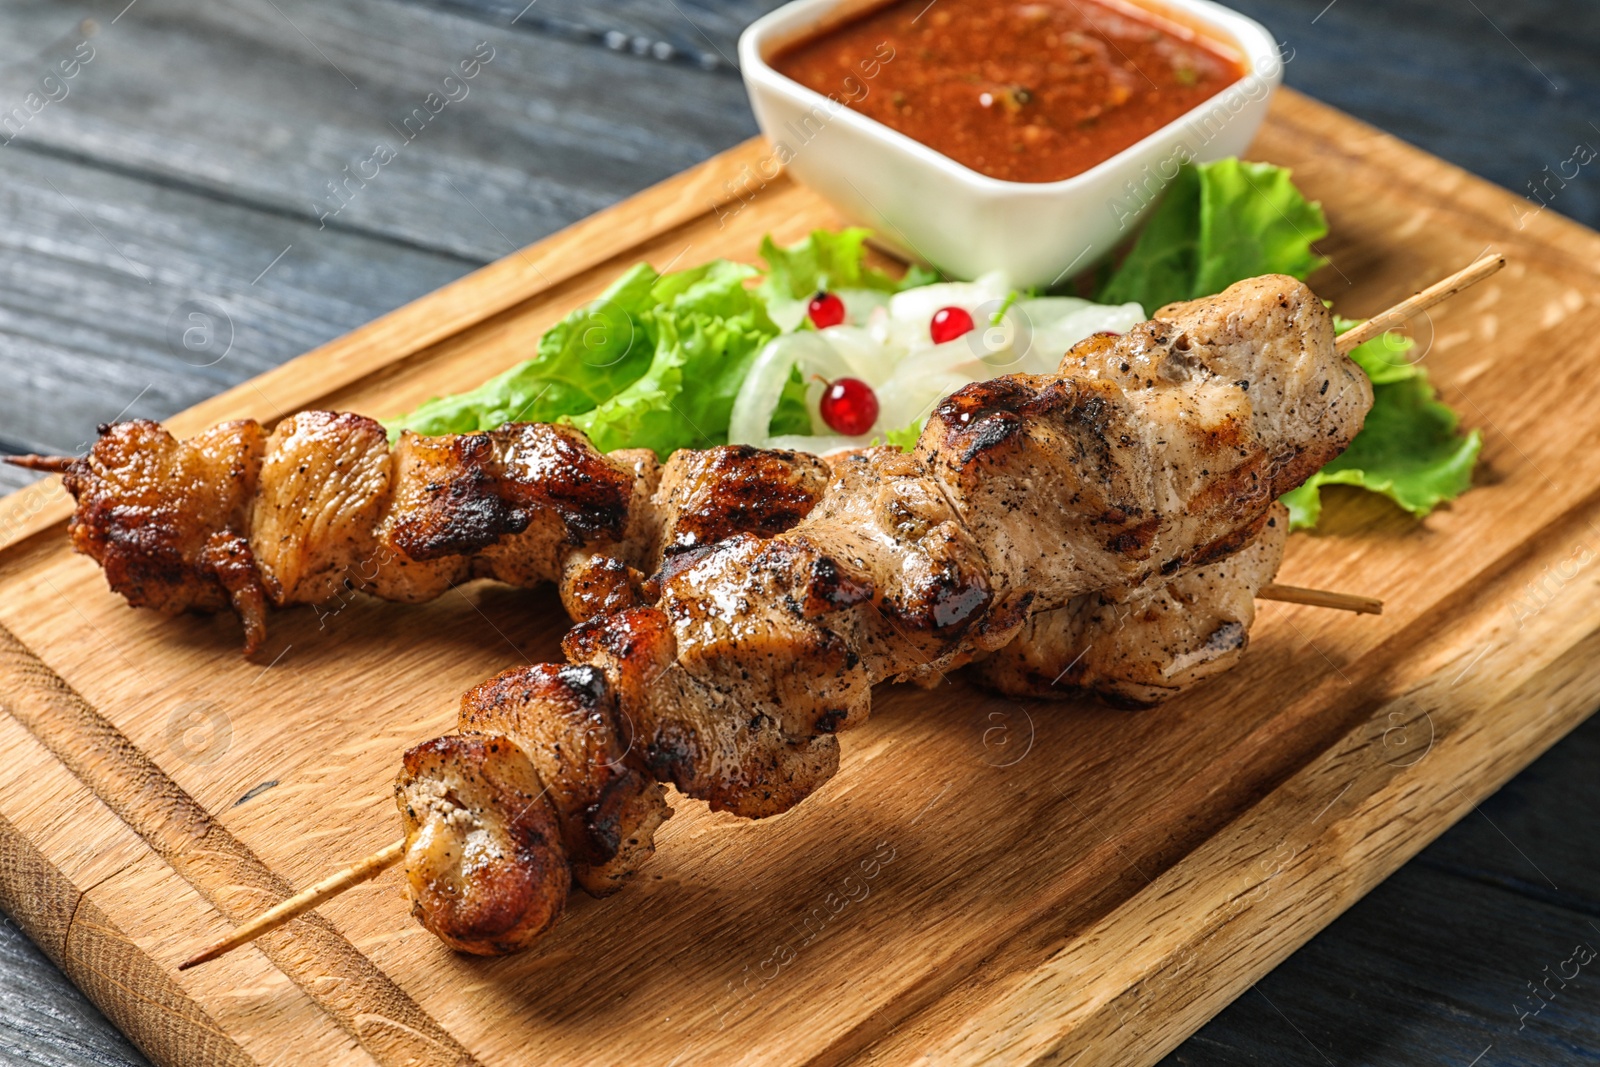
771 0 1245 184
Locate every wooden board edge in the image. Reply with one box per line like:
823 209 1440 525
859 480 1600 1066
1051 633 1600 1067
1271 91 1600 270
0 622 479 1067
0 135 774 555
0 701 375 1067
0 808 259 1067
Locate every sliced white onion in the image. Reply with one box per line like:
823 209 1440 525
820 324 905 385
729 332 855 446
745 279 1146 453
875 370 971 435
838 288 891 326
885 271 1013 329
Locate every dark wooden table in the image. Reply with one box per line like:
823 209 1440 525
0 1 1594 1063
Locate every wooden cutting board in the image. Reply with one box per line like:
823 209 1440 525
0 89 1596 1067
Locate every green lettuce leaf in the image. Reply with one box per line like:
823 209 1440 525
1097 159 1328 311
393 258 809 457
758 228 938 328
568 260 805 456
1279 324 1481 529
392 263 660 436
878 419 923 452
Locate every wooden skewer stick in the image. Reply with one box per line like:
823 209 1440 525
4 454 75 474
1335 253 1505 355
178 839 405 970
1259 582 1382 615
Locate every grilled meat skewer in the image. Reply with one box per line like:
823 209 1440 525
39 413 827 653
387 273 1372 953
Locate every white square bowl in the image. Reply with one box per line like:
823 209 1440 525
739 0 1284 289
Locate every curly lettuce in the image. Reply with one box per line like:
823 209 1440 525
568 260 806 455
393 263 660 436
1279 324 1482 529
1097 159 1329 311
393 258 808 457
758 227 938 329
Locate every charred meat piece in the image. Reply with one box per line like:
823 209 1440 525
649 445 831 568
920 274 1364 613
563 606 844 818
61 419 269 650
249 411 391 607
395 734 569 955
458 663 671 896
556 444 830 622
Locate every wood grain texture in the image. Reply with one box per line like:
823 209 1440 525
420 0 784 70
0 625 472 1067
0 144 466 489
0 0 783 492
0 692 364 1067
0 0 763 263
1229 0 1600 234
0 88 1598 1066
1169 721 1600 1065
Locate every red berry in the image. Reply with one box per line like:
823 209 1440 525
808 291 846 329
819 377 879 436
930 306 975 344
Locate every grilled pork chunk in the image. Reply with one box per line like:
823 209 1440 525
971 503 1290 707
395 734 569 955
458 663 671 895
60 419 269 643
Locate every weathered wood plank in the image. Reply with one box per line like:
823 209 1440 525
0 919 148 1067
1229 0 1600 230
419 0 786 71
0 0 763 262
0 145 466 480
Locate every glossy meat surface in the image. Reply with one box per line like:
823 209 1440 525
459 664 671 895
57 419 830 648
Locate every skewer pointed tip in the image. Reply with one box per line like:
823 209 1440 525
1260 582 1383 615
4 454 75 474
175 839 406 971
1335 253 1507 355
